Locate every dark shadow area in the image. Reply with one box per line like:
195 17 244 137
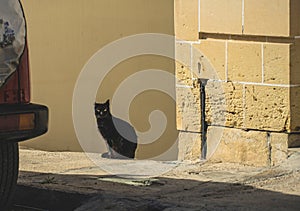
289 86 300 147
12 171 300 211
12 185 92 211
290 86 300 133
290 39 300 138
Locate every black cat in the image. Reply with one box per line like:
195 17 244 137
94 100 137 159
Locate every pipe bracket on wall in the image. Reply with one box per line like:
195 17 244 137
198 78 208 160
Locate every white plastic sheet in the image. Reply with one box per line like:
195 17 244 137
0 0 26 87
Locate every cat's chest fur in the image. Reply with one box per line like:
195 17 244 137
97 117 117 139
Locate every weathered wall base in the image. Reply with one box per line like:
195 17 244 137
178 127 298 167
209 127 290 167
178 131 201 161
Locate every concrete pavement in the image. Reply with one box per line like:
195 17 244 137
15 147 300 210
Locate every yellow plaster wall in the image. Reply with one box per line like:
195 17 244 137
20 0 177 159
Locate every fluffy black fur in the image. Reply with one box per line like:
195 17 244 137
94 100 137 159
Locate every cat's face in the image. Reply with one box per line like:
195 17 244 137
94 100 110 119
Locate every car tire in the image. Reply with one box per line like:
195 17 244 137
0 142 19 209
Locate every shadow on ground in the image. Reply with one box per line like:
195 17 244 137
12 185 92 211
12 171 300 211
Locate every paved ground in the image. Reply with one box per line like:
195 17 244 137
13 147 300 210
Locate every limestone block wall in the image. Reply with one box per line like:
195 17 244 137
175 0 300 166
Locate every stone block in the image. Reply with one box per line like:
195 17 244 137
200 0 242 34
263 43 290 85
178 131 201 161
270 133 288 166
175 0 199 41
205 81 244 128
244 0 290 37
175 61 201 133
244 85 290 132
176 62 193 87
193 40 226 81
176 42 191 69
209 127 269 167
227 41 262 83
263 39 300 86
206 126 223 159
176 86 201 132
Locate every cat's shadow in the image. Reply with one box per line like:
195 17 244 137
111 116 138 144
100 116 138 160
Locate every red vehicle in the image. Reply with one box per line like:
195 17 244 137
0 0 48 208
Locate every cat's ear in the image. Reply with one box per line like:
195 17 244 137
105 99 110 105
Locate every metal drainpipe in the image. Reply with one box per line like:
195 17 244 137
198 78 208 160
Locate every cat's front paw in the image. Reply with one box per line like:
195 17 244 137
101 152 111 159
